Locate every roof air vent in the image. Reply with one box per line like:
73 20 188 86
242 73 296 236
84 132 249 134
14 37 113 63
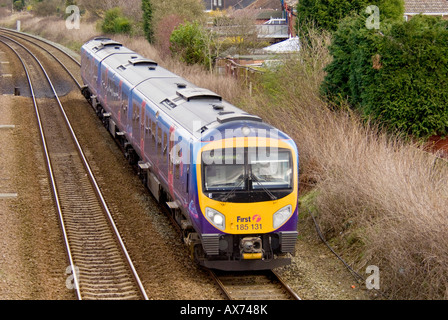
217 114 262 124
212 104 224 110
128 58 158 67
176 88 222 102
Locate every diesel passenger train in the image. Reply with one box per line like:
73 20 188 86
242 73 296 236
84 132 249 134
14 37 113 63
80 38 299 270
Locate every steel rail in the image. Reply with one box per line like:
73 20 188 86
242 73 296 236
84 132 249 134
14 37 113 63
0 35 149 300
271 269 302 300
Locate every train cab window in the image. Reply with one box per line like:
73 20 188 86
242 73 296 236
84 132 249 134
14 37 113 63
203 148 246 192
202 147 293 202
248 149 292 190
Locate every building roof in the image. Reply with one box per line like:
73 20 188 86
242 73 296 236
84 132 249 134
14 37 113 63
263 36 300 53
246 0 282 10
404 0 448 14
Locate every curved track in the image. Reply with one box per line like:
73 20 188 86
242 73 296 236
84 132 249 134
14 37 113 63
0 30 148 300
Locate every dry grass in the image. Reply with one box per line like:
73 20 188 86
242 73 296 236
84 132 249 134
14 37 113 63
241 30 448 300
2 13 447 299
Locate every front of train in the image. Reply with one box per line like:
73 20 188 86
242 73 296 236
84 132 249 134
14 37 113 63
192 120 299 270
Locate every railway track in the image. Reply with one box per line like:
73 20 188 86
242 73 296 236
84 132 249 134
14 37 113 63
210 269 301 300
0 31 148 300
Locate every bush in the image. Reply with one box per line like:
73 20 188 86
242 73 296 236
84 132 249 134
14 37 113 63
170 21 212 68
322 14 448 139
13 0 24 11
101 7 132 35
297 0 404 34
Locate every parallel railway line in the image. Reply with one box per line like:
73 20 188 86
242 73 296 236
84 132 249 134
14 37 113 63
0 31 148 300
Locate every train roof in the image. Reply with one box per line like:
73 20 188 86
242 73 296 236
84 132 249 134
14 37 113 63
82 39 269 138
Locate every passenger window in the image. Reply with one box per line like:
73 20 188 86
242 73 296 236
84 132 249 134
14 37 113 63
175 144 181 179
164 133 168 156
158 127 162 157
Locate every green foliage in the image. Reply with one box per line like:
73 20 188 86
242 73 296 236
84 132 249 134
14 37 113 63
170 21 211 68
101 7 132 35
13 0 24 11
322 15 448 138
141 0 154 43
297 0 404 34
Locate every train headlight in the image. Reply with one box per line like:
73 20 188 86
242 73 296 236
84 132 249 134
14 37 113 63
205 207 226 230
273 205 292 229
241 126 251 136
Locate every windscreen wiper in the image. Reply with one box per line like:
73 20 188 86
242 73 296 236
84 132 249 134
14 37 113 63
250 172 277 200
221 176 245 202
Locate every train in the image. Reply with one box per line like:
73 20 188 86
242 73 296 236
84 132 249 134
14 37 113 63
80 38 299 271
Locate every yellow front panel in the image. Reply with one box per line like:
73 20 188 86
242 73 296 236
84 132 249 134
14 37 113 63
197 137 298 234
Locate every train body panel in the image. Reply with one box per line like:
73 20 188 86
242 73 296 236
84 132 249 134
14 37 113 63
81 38 299 270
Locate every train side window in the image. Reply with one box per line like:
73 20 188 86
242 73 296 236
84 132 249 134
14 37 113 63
133 102 138 121
163 133 168 156
175 144 181 179
122 91 128 110
94 62 98 82
157 127 162 155
175 163 180 179
101 69 104 84
145 116 148 134
110 79 114 102
152 120 156 140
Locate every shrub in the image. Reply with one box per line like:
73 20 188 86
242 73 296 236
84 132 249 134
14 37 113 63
296 0 404 36
322 14 448 139
170 21 212 68
13 0 24 11
101 7 132 35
